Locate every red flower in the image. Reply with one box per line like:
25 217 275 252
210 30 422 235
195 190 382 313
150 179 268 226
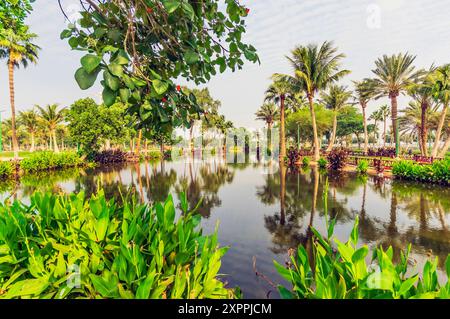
245 8 250 14
146 7 153 14
162 97 167 103
176 85 181 91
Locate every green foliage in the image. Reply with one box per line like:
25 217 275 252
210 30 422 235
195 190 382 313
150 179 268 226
66 98 134 157
275 183 450 299
318 157 328 169
146 149 163 160
286 104 333 142
19 151 82 173
392 158 450 185
61 0 258 132
336 106 364 138
0 190 236 299
357 159 369 174
0 161 14 178
302 157 310 166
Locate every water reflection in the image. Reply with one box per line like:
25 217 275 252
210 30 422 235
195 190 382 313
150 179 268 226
0 158 449 297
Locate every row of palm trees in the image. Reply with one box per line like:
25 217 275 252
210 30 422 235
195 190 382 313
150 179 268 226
256 41 450 161
1 23 40 159
2 104 66 152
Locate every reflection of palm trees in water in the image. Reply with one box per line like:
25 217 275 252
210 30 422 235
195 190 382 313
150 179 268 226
175 159 235 218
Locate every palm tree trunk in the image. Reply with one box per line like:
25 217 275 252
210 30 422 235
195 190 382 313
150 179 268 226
326 113 337 152
438 132 450 158
420 102 428 156
431 102 448 157
267 123 272 157
52 130 59 152
135 129 142 155
30 132 35 152
8 59 19 160
308 95 320 161
279 95 286 162
362 104 369 153
390 95 400 157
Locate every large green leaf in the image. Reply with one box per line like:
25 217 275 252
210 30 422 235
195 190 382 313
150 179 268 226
75 67 99 90
108 63 123 77
103 87 117 106
184 50 199 65
104 70 120 91
152 79 169 95
163 0 181 13
81 54 102 74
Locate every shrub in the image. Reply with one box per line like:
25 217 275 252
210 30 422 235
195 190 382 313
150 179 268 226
0 161 14 178
327 149 348 171
20 151 83 173
274 182 450 299
0 190 236 299
392 158 450 185
357 159 369 174
302 157 310 166
287 148 301 166
367 147 396 158
318 157 328 169
93 149 127 164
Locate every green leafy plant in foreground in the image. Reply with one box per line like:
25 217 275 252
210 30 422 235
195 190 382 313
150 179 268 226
318 157 328 169
19 151 83 173
392 158 450 185
0 190 235 299
0 162 14 178
275 181 450 299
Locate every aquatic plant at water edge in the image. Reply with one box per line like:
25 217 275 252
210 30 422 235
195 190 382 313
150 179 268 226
302 157 310 167
357 159 369 174
318 157 328 169
0 191 236 299
19 151 83 173
392 158 450 185
274 182 450 299
327 149 348 171
0 162 14 178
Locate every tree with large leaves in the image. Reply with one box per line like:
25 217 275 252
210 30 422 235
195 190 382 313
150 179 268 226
285 41 350 161
265 76 292 161
0 25 39 159
353 80 376 153
369 53 424 157
36 104 66 152
320 85 352 151
60 0 258 137
18 109 39 152
430 64 450 157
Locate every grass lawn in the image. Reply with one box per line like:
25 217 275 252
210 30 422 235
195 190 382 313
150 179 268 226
0 151 32 158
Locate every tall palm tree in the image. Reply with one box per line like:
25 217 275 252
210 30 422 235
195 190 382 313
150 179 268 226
398 102 438 148
286 41 350 160
18 109 39 152
369 53 423 157
320 85 352 151
379 104 391 146
407 68 435 156
36 104 66 152
353 80 376 153
431 64 450 157
0 26 40 159
265 76 292 161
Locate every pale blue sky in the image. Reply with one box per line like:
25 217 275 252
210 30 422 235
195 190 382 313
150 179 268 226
2 0 450 128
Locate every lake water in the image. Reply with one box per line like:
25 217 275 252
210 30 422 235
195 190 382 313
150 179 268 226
1 156 449 298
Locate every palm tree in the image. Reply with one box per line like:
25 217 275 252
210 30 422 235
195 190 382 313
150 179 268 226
36 104 66 152
256 103 279 156
431 64 450 157
18 109 39 152
407 69 436 156
353 80 376 153
286 41 350 160
379 104 391 146
265 76 292 161
320 85 352 151
398 102 436 148
368 109 383 146
0 26 40 159
369 53 424 157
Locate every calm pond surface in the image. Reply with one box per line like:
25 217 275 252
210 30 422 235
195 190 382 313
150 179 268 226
1 156 449 298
